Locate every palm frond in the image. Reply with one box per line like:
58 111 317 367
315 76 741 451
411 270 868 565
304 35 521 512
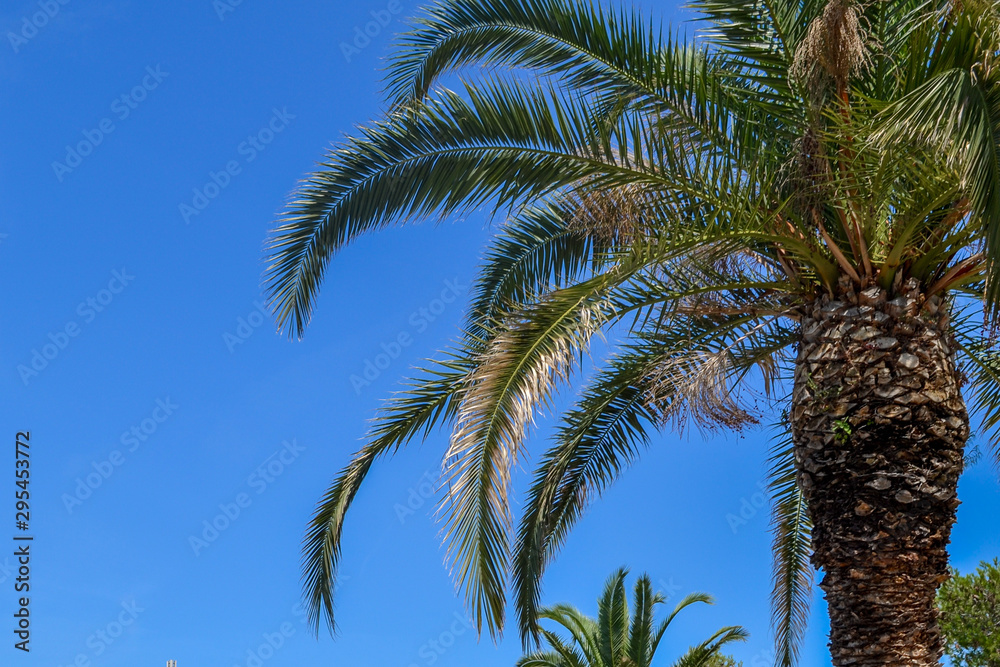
669 626 751 667
265 73 758 337
531 571 746 667
514 302 795 644
628 574 663 667
387 0 703 122
300 356 471 633
872 13 1000 308
540 603 603 664
954 306 1000 465
653 592 716 656
439 276 612 638
275 0 1000 655
596 568 630 667
513 348 660 645
519 629 590 667
766 420 813 667
517 650 575 667
265 81 600 337
468 201 593 341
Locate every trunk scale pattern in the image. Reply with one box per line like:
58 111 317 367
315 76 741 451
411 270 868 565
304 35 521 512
790 278 969 666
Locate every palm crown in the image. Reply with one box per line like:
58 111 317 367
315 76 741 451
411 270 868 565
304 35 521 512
519 568 747 667
263 0 1000 663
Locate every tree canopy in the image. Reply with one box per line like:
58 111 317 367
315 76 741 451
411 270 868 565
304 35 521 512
938 559 1000 667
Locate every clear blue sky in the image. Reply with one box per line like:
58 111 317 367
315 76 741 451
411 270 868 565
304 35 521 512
2 1 997 666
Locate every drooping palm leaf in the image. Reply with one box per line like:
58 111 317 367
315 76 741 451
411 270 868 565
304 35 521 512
300 355 472 632
514 300 797 643
439 276 614 637
766 420 814 667
468 202 593 341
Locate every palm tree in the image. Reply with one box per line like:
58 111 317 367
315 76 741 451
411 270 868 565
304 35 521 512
263 0 1000 664
518 568 747 667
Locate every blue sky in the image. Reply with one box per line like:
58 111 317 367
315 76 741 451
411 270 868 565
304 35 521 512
1 1 998 666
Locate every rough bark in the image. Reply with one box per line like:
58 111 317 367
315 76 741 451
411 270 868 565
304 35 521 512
790 277 969 666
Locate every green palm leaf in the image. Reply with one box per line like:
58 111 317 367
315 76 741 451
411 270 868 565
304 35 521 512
388 0 680 108
522 570 746 667
301 356 471 633
467 201 592 340
766 420 814 667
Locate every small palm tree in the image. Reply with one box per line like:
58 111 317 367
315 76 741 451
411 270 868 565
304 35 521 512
518 568 747 667
264 0 1000 664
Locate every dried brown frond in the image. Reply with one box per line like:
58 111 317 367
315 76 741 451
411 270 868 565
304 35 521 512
441 299 604 503
708 246 788 284
783 128 831 211
643 347 760 433
567 186 646 246
791 0 871 95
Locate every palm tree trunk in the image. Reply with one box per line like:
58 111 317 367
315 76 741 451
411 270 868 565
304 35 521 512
790 278 969 666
